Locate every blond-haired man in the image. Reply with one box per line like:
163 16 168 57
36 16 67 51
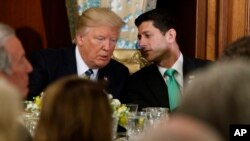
28 7 129 100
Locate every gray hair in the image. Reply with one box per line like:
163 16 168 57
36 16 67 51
0 23 14 75
0 22 15 47
0 47 11 74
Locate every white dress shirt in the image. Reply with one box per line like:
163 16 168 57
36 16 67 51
158 53 184 92
75 46 98 80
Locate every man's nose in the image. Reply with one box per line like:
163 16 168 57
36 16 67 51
102 40 113 51
24 58 33 73
138 39 146 49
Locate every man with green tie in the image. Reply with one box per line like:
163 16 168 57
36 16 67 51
122 9 210 111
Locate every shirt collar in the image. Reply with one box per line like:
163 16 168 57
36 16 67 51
158 53 184 88
75 46 98 79
158 53 183 75
171 53 183 77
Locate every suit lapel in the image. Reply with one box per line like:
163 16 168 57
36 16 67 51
145 64 169 107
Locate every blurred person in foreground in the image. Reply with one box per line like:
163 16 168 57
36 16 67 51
220 35 250 61
122 9 210 111
135 114 223 141
0 78 32 141
0 43 32 141
176 59 250 140
0 22 33 98
0 78 25 141
34 76 112 141
28 7 129 100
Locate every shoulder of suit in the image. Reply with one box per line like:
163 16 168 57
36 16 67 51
108 59 129 70
130 63 157 77
184 56 213 66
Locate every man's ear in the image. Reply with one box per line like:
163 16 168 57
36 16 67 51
165 28 176 43
75 33 85 46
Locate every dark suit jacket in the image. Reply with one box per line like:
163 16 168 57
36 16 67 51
27 46 129 100
121 56 211 110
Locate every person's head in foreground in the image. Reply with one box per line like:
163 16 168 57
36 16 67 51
220 35 250 61
34 76 112 141
0 23 33 98
177 59 250 140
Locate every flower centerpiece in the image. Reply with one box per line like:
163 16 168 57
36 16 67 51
24 92 43 116
108 94 130 127
24 93 130 127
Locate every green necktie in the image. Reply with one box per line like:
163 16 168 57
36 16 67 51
164 69 181 111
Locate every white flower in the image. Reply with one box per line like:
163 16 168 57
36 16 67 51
24 92 43 113
111 99 121 107
108 94 113 100
108 94 130 126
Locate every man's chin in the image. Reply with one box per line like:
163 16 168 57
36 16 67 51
21 87 28 99
143 56 153 62
94 60 110 68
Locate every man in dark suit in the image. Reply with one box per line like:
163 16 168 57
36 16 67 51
122 9 210 111
27 7 129 100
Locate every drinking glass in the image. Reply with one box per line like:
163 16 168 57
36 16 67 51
126 111 147 138
125 104 138 115
119 104 138 129
142 107 169 127
22 112 39 136
112 115 119 140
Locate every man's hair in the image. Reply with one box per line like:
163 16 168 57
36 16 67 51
135 8 177 35
0 47 11 74
221 36 250 60
76 7 125 35
0 23 15 47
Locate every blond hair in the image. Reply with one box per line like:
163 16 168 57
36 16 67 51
76 7 125 35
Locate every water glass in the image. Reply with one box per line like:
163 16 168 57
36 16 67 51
142 107 169 127
126 111 147 138
22 112 39 136
125 104 138 114
112 115 119 139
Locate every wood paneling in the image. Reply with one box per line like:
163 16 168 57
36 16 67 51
0 0 46 53
206 0 217 60
196 0 250 60
157 0 197 58
0 0 71 54
195 0 207 59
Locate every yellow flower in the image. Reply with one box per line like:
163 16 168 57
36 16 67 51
34 96 42 110
119 114 128 127
108 94 130 127
24 92 43 113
